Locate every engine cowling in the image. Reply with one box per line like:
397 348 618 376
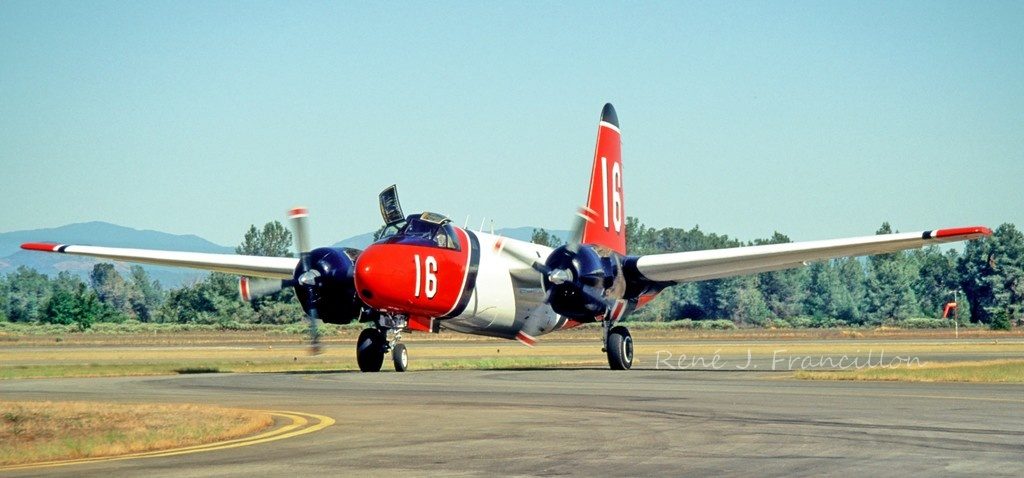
542 245 610 321
293 247 363 324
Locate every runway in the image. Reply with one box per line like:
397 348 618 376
3 367 1022 476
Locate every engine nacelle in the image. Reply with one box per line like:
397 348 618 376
294 247 363 324
542 245 610 321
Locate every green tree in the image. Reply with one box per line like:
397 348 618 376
128 266 164 322
805 261 839 318
236 221 293 257
732 280 775 326
958 223 1024 325
863 223 920 324
0 275 10 322
236 221 298 315
753 232 806 319
988 224 1024 324
958 231 996 323
158 272 254 325
803 260 860 324
834 257 866 323
913 247 959 318
42 282 101 329
90 263 136 320
625 216 649 255
530 228 564 248
4 266 52 322
42 286 78 326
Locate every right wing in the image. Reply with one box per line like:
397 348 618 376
21 242 298 279
631 226 990 284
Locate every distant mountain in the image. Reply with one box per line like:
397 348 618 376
0 222 232 288
331 227 570 250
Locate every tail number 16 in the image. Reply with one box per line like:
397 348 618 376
600 156 623 233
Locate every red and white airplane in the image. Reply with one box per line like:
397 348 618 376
22 104 991 371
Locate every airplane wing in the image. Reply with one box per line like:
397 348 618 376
631 226 991 284
20 242 298 279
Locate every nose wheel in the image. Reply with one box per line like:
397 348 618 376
356 328 386 372
392 343 408 372
356 313 410 372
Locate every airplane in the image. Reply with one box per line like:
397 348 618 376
21 103 991 372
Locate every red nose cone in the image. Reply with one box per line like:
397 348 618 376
354 244 410 311
354 242 467 317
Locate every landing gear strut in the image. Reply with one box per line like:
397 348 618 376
603 320 633 370
355 313 409 372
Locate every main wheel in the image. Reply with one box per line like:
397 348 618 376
606 325 633 370
392 343 409 372
356 328 386 372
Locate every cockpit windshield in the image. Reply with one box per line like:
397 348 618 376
375 212 461 250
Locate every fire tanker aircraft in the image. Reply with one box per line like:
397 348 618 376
22 104 991 372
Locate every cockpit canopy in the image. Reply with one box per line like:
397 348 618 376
376 212 461 250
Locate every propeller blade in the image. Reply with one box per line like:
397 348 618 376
306 306 323 355
289 207 312 257
566 207 590 253
288 206 323 355
495 238 551 275
238 277 287 301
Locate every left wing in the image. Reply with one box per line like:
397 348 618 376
20 242 298 279
630 226 990 284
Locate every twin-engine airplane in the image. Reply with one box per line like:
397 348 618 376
22 104 991 371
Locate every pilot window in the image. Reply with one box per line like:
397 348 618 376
392 218 461 251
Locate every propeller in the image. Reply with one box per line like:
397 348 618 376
497 207 613 319
239 207 361 352
238 277 289 302
289 207 323 355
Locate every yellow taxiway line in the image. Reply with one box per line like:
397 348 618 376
0 410 335 472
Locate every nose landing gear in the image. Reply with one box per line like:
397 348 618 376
356 313 410 372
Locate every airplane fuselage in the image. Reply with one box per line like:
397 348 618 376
355 226 571 345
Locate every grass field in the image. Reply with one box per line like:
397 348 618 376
795 359 1024 383
0 401 272 466
2 328 1023 378
2 321 1021 346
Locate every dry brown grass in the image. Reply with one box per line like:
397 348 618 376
0 401 273 466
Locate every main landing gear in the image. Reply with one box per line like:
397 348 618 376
602 320 633 370
356 314 409 372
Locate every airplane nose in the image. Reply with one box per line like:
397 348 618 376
354 245 405 309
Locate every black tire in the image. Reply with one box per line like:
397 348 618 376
606 325 633 370
356 328 386 372
392 343 409 372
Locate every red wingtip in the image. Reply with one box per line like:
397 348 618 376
21 242 60 252
934 226 992 239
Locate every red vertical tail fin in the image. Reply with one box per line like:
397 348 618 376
581 103 625 256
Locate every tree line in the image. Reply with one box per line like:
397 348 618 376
2 218 1020 329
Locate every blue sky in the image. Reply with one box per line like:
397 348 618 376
2 1 1021 247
